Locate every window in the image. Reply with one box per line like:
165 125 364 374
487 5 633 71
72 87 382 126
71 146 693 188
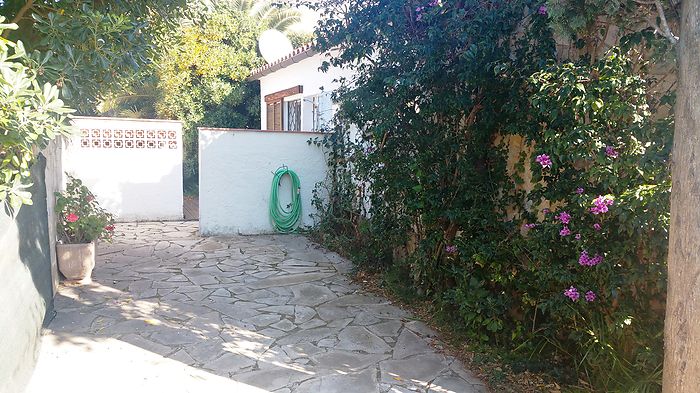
304 93 333 131
264 85 303 131
286 99 301 131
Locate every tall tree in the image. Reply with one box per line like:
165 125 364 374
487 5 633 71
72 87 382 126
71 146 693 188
0 0 186 113
663 1 700 391
155 8 263 190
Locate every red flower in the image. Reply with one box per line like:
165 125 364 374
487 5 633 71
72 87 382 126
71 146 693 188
105 225 115 232
66 213 79 223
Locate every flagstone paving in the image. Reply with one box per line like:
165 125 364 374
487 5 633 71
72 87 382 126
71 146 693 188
27 221 488 393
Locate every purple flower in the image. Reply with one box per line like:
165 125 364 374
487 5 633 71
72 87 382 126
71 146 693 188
593 223 602 231
535 154 552 168
578 251 589 265
575 187 584 195
445 245 458 254
575 233 581 240
523 223 537 229
556 211 571 224
605 146 619 158
560 226 572 236
579 250 604 267
537 4 548 15
564 286 579 301
590 195 614 214
585 291 597 302
415 6 424 21
542 208 550 214
428 0 440 6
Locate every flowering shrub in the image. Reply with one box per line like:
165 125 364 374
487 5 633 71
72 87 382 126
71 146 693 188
512 50 670 389
312 0 672 390
55 176 115 244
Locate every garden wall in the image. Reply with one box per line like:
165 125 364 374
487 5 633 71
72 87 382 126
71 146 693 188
64 117 184 222
198 128 328 235
0 156 57 393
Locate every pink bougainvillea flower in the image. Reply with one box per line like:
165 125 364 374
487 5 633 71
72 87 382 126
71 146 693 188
415 6 424 20
65 213 79 223
556 211 571 224
585 291 597 302
537 4 548 15
605 145 619 158
575 233 581 240
560 226 572 236
590 195 614 214
523 223 537 230
564 286 579 301
535 154 552 168
445 245 458 254
542 208 550 214
593 223 602 231
579 250 604 266
575 187 584 195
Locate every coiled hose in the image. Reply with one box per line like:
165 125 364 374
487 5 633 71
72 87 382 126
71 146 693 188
269 166 301 233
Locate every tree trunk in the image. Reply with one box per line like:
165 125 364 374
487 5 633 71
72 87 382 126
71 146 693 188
663 1 700 391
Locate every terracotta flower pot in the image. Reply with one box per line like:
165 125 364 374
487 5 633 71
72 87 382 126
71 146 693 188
56 242 96 284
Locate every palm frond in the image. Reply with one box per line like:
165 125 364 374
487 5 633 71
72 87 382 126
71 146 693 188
260 8 302 31
224 0 302 32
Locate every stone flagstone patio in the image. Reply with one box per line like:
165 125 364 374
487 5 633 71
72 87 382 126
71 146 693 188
27 221 488 393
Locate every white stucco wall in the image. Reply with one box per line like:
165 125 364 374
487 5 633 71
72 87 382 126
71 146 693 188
63 117 184 222
258 50 355 131
199 128 328 235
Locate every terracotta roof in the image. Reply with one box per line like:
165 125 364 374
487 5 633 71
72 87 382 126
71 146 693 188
249 43 318 80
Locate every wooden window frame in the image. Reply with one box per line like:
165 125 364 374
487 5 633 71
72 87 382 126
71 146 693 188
265 86 303 131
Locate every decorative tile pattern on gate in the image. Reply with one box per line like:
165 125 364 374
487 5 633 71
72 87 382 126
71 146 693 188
79 128 178 149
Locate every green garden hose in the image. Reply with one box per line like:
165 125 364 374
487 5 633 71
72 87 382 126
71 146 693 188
269 166 302 233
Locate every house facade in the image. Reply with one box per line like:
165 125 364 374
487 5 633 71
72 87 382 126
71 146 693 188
249 44 354 132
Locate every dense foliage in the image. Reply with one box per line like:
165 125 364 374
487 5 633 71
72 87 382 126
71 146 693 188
55 176 115 243
154 7 263 190
0 19 74 209
312 0 676 390
1 0 187 114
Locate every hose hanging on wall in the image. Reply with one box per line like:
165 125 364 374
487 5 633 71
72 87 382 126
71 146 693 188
269 166 302 233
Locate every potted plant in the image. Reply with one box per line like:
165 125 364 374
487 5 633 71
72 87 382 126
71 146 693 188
55 176 115 283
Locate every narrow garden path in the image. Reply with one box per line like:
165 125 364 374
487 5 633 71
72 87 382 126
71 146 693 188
27 222 487 393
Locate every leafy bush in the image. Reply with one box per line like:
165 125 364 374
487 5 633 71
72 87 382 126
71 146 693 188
512 50 670 390
0 19 74 209
55 176 115 244
1 0 188 115
312 0 673 390
155 8 263 190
